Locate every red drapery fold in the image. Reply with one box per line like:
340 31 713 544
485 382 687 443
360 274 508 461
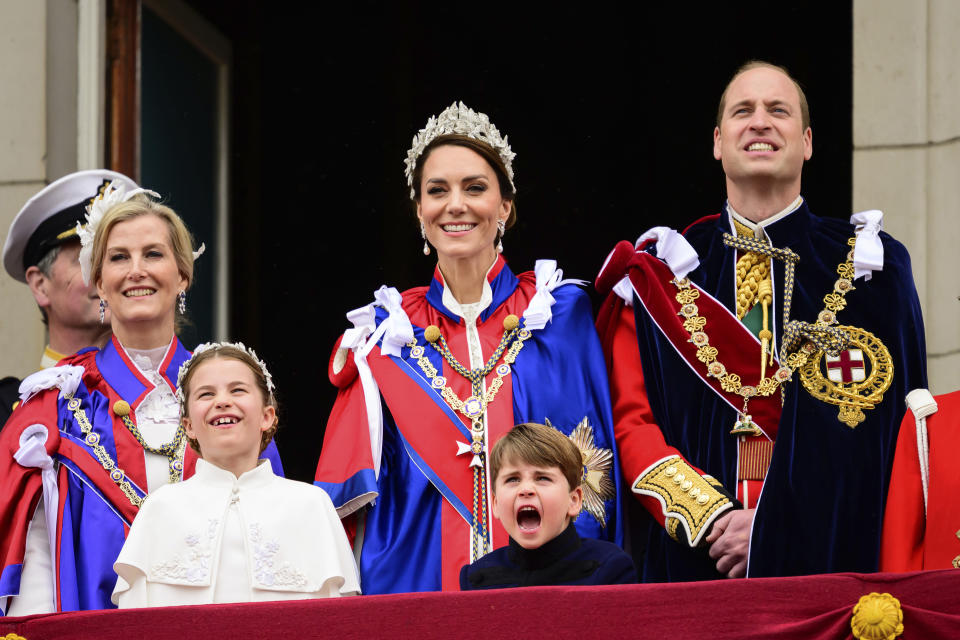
2 570 957 640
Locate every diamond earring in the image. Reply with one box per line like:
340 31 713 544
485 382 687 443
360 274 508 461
496 219 506 254
178 290 186 314
99 299 107 323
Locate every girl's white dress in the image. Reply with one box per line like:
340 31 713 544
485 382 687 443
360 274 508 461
112 458 359 607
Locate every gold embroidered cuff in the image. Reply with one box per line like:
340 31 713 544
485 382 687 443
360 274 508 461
633 456 734 547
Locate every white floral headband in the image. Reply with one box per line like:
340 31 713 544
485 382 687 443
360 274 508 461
175 342 276 415
76 180 205 285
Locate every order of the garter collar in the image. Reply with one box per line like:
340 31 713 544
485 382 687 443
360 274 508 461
404 101 516 199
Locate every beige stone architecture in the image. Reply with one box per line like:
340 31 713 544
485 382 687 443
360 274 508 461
0 1 88 379
854 0 960 392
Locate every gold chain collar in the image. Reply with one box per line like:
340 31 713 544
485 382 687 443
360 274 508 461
671 236 860 436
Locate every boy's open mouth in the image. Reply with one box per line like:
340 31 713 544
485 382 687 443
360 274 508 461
517 505 541 531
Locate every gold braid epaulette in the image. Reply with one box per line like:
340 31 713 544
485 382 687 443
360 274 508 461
633 456 734 547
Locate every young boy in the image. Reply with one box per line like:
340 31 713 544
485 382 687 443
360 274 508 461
460 423 636 589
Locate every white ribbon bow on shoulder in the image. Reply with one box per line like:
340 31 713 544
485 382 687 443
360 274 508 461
338 286 414 479
636 227 700 279
522 259 587 331
850 210 884 281
368 286 414 358
18 365 85 405
609 227 700 306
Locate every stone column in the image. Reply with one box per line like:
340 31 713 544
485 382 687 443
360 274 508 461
0 2 50 379
0 0 80 379
854 0 960 393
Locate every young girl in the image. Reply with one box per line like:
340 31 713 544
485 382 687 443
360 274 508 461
112 343 360 607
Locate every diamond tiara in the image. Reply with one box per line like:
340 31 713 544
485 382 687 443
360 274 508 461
176 342 275 414
404 101 516 200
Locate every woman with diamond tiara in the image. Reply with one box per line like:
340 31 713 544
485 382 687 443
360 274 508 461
0 187 282 615
112 343 359 606
315 102 628 593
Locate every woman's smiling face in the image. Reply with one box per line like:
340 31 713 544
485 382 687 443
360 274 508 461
96 213 186 338
417 144 512 264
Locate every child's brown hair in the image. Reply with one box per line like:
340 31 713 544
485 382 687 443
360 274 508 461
489 423 582 491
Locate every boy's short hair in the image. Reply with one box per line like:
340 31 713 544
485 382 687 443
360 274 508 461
490 423 582 491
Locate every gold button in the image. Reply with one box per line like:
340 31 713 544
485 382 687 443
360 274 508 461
664 466 677 477
681 480 693 491
953 556 960 569
697 494 709 505
113 400 131 417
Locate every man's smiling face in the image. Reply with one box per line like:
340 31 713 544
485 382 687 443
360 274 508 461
713 66 812 189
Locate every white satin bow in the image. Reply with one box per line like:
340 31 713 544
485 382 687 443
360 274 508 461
338 286 415 480
850 210 884 281
522 260 587 330
14 425 59 610
368 286 414 358
18 365 84 405
636 227 700 279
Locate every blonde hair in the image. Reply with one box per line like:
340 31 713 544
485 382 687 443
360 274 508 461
490 423 582 492
179 345 280 455
90 194 196 289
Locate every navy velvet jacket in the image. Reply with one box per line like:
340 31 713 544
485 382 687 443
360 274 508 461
459 524 636 589
630 201 927 580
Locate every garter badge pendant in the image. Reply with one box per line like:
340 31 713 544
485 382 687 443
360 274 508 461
799 325 893 427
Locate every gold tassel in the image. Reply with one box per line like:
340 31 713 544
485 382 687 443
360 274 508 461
757 279 773 379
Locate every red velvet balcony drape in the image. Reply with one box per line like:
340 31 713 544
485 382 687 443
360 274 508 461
2 570 958 640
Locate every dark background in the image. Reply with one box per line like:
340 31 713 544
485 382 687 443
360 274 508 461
182 1 853 482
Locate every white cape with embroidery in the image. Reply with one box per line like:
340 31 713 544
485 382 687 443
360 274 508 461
112 459 360 607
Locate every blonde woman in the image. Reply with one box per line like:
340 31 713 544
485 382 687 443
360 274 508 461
0 185 281 614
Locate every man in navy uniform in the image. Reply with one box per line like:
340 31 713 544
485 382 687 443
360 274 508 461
597 61 927 580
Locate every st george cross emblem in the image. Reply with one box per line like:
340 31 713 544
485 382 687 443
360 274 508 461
825 349 866 383
799 326 894 427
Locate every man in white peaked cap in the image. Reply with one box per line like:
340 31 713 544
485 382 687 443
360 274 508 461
1 170 138 425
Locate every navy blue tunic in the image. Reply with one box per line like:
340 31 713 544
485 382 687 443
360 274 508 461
459 524 636 589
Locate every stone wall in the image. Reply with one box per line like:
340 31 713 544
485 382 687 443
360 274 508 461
854 0 960 393
0 2 50 378
0 0 80 379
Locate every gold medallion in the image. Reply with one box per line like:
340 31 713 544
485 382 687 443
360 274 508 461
799 325 893 427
